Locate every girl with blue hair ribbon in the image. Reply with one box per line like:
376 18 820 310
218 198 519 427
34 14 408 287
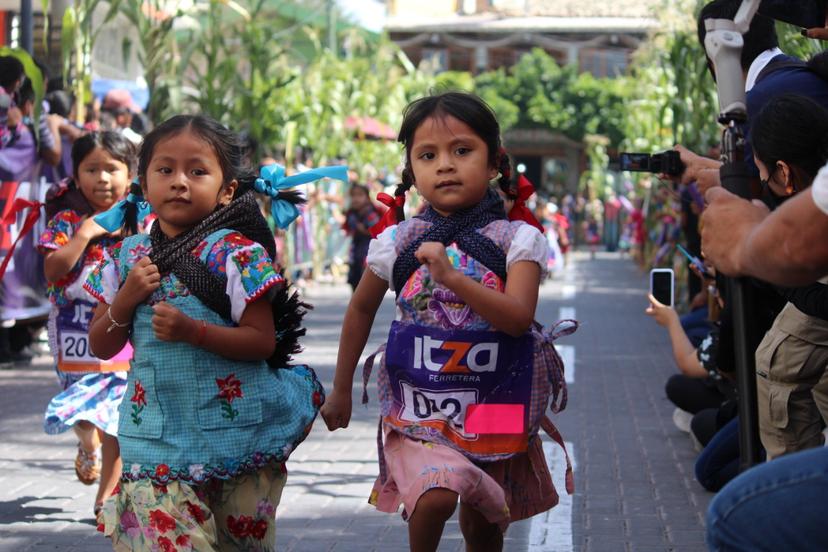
38 130 145 518
84 114 345 551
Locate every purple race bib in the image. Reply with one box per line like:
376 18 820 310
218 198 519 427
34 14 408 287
56 300 131 372
383 321 533 455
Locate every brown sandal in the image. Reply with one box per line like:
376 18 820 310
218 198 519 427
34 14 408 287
74 445 100 485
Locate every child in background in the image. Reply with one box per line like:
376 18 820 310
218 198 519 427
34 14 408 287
38 131 137 516
343 184 380 291
322 92 568 552
86 115 325 551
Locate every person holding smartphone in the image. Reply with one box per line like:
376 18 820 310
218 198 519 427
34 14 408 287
645 273 734 438
670 0 828 196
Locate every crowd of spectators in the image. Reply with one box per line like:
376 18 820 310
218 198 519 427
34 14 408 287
643 2 828 549
0 55 152 368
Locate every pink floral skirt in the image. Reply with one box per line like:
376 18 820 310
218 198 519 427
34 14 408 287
100 463 286 551
369 430 557 532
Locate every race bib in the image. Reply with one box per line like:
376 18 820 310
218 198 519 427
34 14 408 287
383 321 533 455
56 301 131 372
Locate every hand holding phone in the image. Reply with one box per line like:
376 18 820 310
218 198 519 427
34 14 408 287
650 268 675 307
676 244 713 279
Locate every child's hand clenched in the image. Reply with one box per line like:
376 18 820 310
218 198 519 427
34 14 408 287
151 301 198 342
122 256 161 305
320 388 352 431
415 242 455 286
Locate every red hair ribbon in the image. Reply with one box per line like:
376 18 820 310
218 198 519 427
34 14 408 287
508 175 545 233
0 199 43 281
370 192 405 238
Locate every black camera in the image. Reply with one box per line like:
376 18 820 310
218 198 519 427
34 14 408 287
618 151 685 177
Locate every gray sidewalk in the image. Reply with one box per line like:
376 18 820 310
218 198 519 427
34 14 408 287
0 252 711 551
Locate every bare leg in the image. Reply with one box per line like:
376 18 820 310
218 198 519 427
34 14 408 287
95 432 121 510
408 488 458 552
73 420 101 452
459 503 503 552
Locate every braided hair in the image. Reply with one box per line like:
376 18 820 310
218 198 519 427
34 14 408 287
394 91 515 220
137 114 310 367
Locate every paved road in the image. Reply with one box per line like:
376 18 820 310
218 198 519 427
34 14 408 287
0 252 710 551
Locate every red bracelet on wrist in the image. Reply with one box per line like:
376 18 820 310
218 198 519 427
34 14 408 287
196 320 207 346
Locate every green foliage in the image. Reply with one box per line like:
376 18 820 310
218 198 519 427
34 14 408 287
433 71 475 93
473 49 629 147
109 0 184 123
622 26 718 156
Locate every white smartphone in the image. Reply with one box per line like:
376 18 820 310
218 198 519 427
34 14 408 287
650 268 675 307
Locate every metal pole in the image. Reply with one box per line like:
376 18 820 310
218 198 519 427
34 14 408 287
20 0 34 54
704 0 763 471
719 125 763 469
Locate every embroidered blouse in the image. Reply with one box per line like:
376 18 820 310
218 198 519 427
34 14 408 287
37 209 119 306
85 230 283 321
367 220 549 292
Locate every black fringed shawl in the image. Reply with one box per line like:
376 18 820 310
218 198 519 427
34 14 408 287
391 189 508 296
149 191 309 367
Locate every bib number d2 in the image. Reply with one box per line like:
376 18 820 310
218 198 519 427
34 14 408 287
383 321 534 456
399 383 477 438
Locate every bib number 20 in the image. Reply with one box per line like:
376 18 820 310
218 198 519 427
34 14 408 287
60 332 96 363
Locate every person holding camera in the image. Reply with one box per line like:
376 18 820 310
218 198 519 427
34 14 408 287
677 0 828 196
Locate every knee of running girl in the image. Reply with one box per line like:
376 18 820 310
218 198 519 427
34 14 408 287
458 503 503 550
413 488 458 524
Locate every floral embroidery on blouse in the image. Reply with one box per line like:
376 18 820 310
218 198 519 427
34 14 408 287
218 232 283 302
399 244 504 330
38 209 116 306
130 380 146 426
85 231 282 312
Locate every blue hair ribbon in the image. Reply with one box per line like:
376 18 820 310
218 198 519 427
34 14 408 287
255 164 349 229
93 190 153 232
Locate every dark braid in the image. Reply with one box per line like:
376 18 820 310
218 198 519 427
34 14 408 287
497 148 515 198
45 179 94 219
122 181 143 237
393 168 416 222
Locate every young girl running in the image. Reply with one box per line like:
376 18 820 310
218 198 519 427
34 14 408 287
39 131 138 516
85 115 328 551
321 92 568 551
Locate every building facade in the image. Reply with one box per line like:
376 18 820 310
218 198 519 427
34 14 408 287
386 0 661 197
